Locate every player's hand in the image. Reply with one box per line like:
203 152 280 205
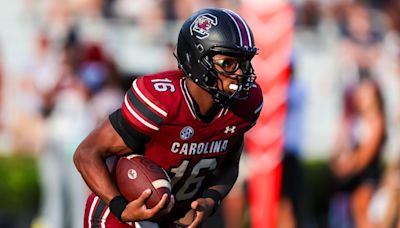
155 194 175 218
187 198 215 228
121 189 171 222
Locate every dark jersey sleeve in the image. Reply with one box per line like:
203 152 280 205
109 109 150 150
109 77 169 150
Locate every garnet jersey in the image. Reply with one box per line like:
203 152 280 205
109 69 263 221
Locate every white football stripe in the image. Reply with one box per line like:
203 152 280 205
124 95 159 131
88 196 99 228
152 179 171 191
126 154 142 159
133 80 168 117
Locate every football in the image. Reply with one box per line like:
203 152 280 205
115 154 171 208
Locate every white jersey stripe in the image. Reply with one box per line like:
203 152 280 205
88 196 99 228
180 78 197 119
217 108 225 118
124 94 159 131
100 208 110 228
133 80 168 117
223 107 230 116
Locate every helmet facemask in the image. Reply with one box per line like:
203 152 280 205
199 51 256 106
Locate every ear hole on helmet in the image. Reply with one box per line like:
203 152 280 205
195 43 204 53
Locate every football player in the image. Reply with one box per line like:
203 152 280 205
74 7 263 228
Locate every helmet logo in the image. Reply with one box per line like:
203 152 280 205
190 13 218 39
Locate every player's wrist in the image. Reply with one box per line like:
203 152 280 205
109 195 128 222
202 189 222 216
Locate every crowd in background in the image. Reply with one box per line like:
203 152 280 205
0 0 400 227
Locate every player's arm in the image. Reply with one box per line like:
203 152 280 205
73 117 173 222
188 136 244 228
204 136 243 202
73 118 131 204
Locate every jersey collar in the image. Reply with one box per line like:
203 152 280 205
180 78 228 122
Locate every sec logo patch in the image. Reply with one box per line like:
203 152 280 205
180 126 194 140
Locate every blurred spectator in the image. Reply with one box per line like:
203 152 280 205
34 26 124 228
374 6 400 171
0 45 3 130
279 63 307 228
80 42 124 123
368 159 400 227
164 0 237 22
339 3 382 86
13 31 61 154
329 76 386 228
383 0 400 34
168 0 195 21
0 44 5 151
34 32 91 228
102 0 117 18
111 0 167 38
296 0 320 29
34 27 125 227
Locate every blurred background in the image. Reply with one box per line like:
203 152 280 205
0 0 399 227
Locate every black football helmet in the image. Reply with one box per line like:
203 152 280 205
176 8 258 106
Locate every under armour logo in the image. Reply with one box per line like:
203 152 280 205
224 126 236 134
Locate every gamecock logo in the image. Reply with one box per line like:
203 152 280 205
190 13 218 39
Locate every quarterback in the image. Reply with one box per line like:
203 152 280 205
74 7 263 228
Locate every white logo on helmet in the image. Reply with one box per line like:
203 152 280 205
180 126 194 140
190 13 218 39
